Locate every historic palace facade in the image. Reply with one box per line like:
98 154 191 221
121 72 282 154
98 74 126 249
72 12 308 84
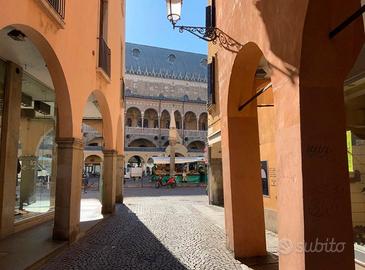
124 43 208 170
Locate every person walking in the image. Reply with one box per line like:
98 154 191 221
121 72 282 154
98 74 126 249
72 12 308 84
182 167 187 183
83 172 89 194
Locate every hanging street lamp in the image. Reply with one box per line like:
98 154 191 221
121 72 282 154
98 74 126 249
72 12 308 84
166 0 182 26
165 0 243 53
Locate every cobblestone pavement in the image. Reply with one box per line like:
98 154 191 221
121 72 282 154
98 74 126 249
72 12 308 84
42 187 271 270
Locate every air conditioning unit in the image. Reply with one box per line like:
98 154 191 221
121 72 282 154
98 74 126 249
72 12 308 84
34 101 51 115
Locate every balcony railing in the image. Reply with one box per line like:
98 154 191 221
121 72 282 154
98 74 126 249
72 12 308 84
125 147 165 152
98 37 111 78
184 130 208 138
47 0 65 19
84 146 103 151
125 127 207 139
126 127 160 136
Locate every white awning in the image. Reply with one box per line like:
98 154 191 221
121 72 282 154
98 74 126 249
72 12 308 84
151 157 205 164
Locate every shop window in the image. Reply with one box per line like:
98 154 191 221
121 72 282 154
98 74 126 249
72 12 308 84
348 131 365 257
15 73 56 222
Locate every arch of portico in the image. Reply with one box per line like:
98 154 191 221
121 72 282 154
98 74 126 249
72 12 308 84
216 0 364 269
0 0 123 242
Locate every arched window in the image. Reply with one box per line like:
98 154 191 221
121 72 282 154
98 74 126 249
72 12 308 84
127 118 132 127
143 119 148 128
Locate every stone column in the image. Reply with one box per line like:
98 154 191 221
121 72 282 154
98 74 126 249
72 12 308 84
102 149 117 214
49 143 57 210
221 110 267 259
50 108 58 210
169 110 177 177
115 154 124 203
19 155 37 210
169 140 176 177
0 62 22 238
208 146 224 206
275 79 356 270
53 138 83 242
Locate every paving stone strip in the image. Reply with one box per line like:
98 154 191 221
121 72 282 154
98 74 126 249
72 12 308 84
42 188 244 270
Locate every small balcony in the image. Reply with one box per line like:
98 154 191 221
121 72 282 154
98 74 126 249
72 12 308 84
183 130 208 138
126 127 160 136
125 147 165 153
38 0 66 28
47 0 65 19
84 145 103 151
98 37 111 78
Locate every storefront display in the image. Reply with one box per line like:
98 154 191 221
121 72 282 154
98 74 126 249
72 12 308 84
14 73 56 221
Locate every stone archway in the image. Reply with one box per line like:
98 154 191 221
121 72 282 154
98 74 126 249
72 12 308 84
161 110 171 129
80 90 116 216
174 111 182 129
184 111 197 130
187 140 206 152
128 138 156 148
222 42 271 259
198 113 208 131
0 24 75 239
144 108 159 128
126 107 142 128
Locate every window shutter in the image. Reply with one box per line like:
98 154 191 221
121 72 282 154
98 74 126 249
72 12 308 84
208 57 216 106
205 1 216 29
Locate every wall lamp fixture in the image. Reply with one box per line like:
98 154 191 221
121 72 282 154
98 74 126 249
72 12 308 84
166 0 243 53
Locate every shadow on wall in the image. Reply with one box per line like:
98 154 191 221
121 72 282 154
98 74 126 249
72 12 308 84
41 204 187 270
254 0 303 83
255 0 363 84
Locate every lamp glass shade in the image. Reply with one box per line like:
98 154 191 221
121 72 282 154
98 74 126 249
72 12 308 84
166 0 182 24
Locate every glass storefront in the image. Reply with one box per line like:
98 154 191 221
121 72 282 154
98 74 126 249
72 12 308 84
348 131 365 262
15 73 56 222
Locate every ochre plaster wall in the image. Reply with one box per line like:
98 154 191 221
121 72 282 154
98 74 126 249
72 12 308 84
0 0 125 152
210 0 364 269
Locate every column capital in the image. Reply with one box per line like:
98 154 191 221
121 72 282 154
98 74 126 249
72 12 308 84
103 149 118 157
19 155 38 161
55 137 83 150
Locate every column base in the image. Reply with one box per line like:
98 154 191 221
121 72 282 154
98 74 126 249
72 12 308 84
53 224 79 242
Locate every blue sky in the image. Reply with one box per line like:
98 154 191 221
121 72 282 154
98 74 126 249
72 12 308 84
126 0 208 55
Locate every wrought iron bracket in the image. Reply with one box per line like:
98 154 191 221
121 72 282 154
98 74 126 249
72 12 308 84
173 25 243 53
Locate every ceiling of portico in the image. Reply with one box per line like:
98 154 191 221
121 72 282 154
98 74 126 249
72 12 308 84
0 26 54 89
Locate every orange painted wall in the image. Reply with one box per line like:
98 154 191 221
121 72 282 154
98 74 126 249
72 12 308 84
0 0 125 152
